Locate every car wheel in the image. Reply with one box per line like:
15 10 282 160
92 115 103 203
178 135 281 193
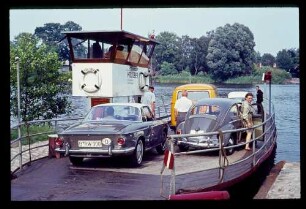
69 156 84 166
156 131 167 154
226 136 236 155
130 139 144 167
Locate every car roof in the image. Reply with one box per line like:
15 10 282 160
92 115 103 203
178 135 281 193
93 102 146 108
195 98 238 107
228 91 248 99
174 83 217 91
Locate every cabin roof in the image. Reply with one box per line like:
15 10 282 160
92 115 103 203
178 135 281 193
62 30 160 45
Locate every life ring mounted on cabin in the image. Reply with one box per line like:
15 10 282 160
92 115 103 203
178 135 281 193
139 71 149 91
79 68 102 93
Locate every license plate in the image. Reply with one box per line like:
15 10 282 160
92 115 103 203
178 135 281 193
78 140 102 148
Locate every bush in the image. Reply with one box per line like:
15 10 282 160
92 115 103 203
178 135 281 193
11 123 54 145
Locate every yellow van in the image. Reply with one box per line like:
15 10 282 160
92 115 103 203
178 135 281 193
170 83 218 129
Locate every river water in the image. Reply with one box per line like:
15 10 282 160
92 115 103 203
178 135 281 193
10 83 300 163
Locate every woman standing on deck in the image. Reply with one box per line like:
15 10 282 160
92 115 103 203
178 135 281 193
241 92 255 151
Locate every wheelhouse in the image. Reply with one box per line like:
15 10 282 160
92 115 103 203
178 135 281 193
62 30 159 106
63 30 159 68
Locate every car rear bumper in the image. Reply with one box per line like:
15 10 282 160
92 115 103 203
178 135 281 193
55 147 135 157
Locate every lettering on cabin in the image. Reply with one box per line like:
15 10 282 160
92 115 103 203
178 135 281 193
127 71 138 79
127 71 138 84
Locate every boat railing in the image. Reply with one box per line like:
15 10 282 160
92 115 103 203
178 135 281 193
166 99 277 195
10 117 84 173
155 100 171 120
10 103 171 174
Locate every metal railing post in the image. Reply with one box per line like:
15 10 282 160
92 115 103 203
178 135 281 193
54 120 58 133
16 57 23 171
18 124 22 171
252 129 256 166
169 137 176 195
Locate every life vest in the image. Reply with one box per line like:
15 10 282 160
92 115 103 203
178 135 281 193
79 68 102 93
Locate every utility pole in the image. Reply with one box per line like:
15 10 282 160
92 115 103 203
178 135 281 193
15 57 23 170
121 8 123 30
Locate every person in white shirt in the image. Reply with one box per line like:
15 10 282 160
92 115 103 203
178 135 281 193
141 86 156 117
174 90 193 128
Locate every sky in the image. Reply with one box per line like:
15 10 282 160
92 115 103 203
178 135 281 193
9 7 299 56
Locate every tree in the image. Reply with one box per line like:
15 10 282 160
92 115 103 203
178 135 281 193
254 51 262 65
261 53 275 67
160 61 177 75
154 32 180 74
10 33 71 122
34 21 82 61
175 35 193 73
276 49 293 71
206 23 255 81
189 36 210 75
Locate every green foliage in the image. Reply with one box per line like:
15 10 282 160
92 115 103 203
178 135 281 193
276 48 299 72
10 33 72 122
254 51 262 64
159 61 177 75
34 21 82 61
154 31 180 72
11 123 54 144
189 36 210 75
261 53 275 67
156 71 214 84
225 65 292 84
206 23 256 81
276 50 293 71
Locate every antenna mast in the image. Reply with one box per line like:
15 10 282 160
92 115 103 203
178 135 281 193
121 8 123 30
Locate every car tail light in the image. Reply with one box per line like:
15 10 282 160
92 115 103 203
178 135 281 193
176 129 182 134
117 137 125 145
55 137 64 146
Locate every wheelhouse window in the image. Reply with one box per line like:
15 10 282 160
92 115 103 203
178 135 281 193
84 105 140 121
191 105 221 116
65 31 158 68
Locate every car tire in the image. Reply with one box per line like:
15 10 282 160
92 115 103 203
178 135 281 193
156 131 167 154
69 156 84 166
226 136 236 155
130 139 144 167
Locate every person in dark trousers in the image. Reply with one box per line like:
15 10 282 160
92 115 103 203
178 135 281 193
256 86 263 114
174 90 193 129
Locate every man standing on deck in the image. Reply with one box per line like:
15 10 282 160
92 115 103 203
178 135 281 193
174 90 193 129
141 86 156 117
256 86 263 114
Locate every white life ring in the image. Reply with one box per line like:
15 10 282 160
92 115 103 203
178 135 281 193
80 68 102 93
139 72 149 91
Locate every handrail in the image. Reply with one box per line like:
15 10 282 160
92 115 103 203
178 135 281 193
10 117 84 173
11 103 172 174
166 99 276 196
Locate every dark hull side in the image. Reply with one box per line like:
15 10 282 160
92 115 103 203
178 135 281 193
173 135 277 195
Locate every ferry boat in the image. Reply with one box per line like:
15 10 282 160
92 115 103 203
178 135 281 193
10 29 277 200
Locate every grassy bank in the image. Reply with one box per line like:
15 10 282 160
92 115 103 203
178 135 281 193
154 66 292 85
11 123 54 145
